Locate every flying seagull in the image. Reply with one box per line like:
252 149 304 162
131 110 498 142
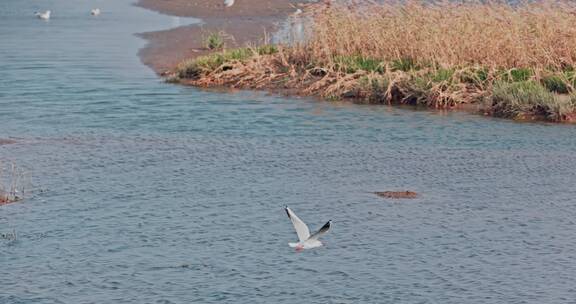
35 10 51 20
90 8 101 16
285 206 331 250
224 0 235 8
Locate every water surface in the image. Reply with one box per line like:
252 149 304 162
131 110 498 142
1 1 576 303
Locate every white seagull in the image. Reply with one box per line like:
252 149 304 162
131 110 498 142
35 10 51 20
224 0 235 8
285 206 331 251
90 8 101 16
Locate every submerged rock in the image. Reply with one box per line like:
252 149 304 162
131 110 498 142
374 191 418 199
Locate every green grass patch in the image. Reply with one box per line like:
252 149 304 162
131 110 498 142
257 44 278 55
499 68 533 82
177 51 242 79
391 58 417 72
176 46 280 79
333 56 384 73
541 71 576 94
431 68 454 82
204 32 225 50
492 81 576 120
458 67 489 85
542 75 569 94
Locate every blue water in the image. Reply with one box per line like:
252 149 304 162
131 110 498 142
2 1 576 303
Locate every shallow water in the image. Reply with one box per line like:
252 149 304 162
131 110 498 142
2 1 576 303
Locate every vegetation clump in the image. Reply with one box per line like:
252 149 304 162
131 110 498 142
170 1 576 123
176 45 278 80
491 81 576 121
204 31 226 50
0 161 27 205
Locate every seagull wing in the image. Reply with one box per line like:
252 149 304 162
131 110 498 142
309 220 331 241
285 207 310 242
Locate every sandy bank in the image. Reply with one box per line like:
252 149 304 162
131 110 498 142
136 0 306 74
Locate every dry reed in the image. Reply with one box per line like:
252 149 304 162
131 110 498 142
307 0 576 71
0 160 27 205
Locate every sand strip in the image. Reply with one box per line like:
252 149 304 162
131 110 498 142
136 0 308 74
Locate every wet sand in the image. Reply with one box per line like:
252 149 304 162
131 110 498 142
136 0 307 74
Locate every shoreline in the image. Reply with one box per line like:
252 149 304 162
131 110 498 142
136 0 307 74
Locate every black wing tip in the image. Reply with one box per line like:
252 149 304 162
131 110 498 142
284 206 291 218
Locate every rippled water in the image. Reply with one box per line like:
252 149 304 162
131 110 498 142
2 1 576 303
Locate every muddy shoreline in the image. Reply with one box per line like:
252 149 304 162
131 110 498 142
136 0 307 74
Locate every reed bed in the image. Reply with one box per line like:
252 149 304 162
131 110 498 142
308 0 576 71
173 0 576 122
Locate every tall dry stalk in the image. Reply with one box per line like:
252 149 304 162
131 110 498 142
0 160 27 205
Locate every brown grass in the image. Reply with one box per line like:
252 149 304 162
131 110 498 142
305 0 576 70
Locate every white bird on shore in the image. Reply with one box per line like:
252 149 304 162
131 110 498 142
90 8 101 16
224 0 235 8
285 206 331 251
34 10 51 20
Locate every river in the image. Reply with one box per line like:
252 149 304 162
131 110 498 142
1 1 576 303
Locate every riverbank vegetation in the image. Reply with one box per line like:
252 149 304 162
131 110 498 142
170 0 576 122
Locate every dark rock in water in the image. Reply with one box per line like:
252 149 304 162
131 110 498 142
375 191 418 199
